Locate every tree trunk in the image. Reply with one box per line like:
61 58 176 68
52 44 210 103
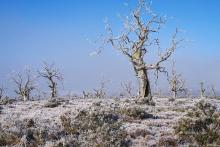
51 88 56 98
50 82 57 99
23 95 28 101
136 69 152 103
173 91 177 99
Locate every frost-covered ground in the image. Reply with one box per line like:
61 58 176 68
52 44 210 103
0 97 220 146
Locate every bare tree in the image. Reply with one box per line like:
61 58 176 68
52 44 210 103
93 80 107 99
0 86 4 100
38 62 63 99
200 82 206 98
103 0 182 103
168 61 186 100
121 81 136 98
82 80 108 99
12 69 36 101
82 91 92 99
211 84 216 99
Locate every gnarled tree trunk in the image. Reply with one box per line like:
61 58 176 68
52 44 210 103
133 57 152 104
137 69 151 101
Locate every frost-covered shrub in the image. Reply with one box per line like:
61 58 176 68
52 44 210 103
174 100 220 146
157 136 178 147
60 105 131 147
0 124 20 146
117 106 156 120
129 129 149 139
0 97 16 105
44 99 61 108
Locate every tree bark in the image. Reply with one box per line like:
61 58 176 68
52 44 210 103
172 91 177 99
23 95 28 101
136 68 152 103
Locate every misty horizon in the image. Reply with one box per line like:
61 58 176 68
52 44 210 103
0 0 220 97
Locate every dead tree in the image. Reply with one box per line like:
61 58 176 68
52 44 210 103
121 81 135 98
200 82 206 98
12 70 35 101
0 86 4 100
38 62 63 99
104 0 182 103
93 80 107 99
168 61 186 100
82 91 93 99
211 85 216 99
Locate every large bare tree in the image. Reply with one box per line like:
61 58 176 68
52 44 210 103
12 69 36 101
168 61 186 100
38 62 63 99
103 0 182 103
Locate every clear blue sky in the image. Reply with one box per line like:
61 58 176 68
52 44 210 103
0 0 220 96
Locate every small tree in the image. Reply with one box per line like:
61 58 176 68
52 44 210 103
104 0 182 103
200 82 206 98
83 80 107 99
93 81 106 99
121 81 136 98
168 61 186 100
211 85 217 99
38 62 63 99
12 69 36 101
0 86 4 100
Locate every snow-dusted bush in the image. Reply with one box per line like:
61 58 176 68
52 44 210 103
44 99 61 108
174 100 220 146
0 124 20 146
0 97 16 105
60 104 131 147
157 136 178 147
117 106 157 120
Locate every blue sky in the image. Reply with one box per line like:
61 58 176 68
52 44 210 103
0 0 220 96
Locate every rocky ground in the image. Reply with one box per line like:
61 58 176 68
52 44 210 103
0 97 220 147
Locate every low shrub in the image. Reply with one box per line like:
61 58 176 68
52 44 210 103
174 100 220 146
0 125 20 146
158 136 178 147
117 106 157 120
44 99 61 108
0 97 16 105
60 105 131 147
